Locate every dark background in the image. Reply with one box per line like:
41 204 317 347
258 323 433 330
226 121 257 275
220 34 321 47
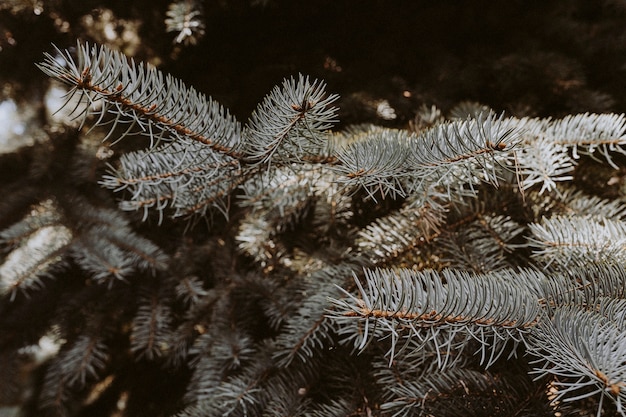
1 0 625 130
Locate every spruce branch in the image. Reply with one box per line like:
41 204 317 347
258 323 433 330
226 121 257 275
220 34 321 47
439 213 528 273
563 263 626 302
67 200 169 283
332 128 412 201
516 137 574 194
545 113 626 169
236 165 353 268
37 42 242 153
554 188 626 221
38 334 109 413
308 166 356 240
527 307 626 417
174 275 208 306
272 287 337 368
71 234 136 282
237 166 317 230
49 335 109 389
273 264 359 368
164 288 218 369
529 215 626 267
332 112 521 202
407 112 519 188
181 350 274 417
101 140 244 220
508 113 626 195
372 338 472 388
130 286 175 360
379 367 527 417
301 399 358 417
535 264 626 310
354 198 445 264
0 200 73 300
0 194 168 300
593 297 626 330
242 74 339 165
329 268 541 364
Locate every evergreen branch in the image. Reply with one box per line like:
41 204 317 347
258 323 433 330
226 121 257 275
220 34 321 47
130 286 174 360
516 137 574 194
182 354 273 417
39 334 109 413
409 112 521 198
546 113 626 169
25 36 626 417
534 264 626 310
372 338 472 387
409 112 518 177
183 290 265 405
165 288 219 369
449 101 493 120
309 167 356 239
185 347 228 403
355 200 445 264
53 335 109 388
234 166 349 267
554 188 626 220
273 265 355 368
0 201 73 300
0 225 71 301
332 128 412 200
273 290 335 368
184 292 238 369
527 306 626 416
39 372 69 415
209 374 265 417
102 141 241 191
254 383 309 417
101 140 243 220
329 268 541 362
529 215 626 267
173 169 255 219
242 74 339 165
70 235 135 283
103 228 170 272
68 199 169 280
592 297 626 330
0 198 63 249
258 353 334 417
511 114 626 193
439 214 528 273
301 399 357 417
332 113 520 201
37 42 242 153
379 367 525 417
174 275 209 306
211 331 257 372
0 194 169 298
238 166 316 233
236 166 331 267
39 44 342 221
165 0 205 45
236 213 281 266
561 264 626 304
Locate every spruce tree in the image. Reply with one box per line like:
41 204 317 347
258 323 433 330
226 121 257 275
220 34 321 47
2 3 626 415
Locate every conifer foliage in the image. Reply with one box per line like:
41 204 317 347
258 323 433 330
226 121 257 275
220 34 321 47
2 40 626 416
